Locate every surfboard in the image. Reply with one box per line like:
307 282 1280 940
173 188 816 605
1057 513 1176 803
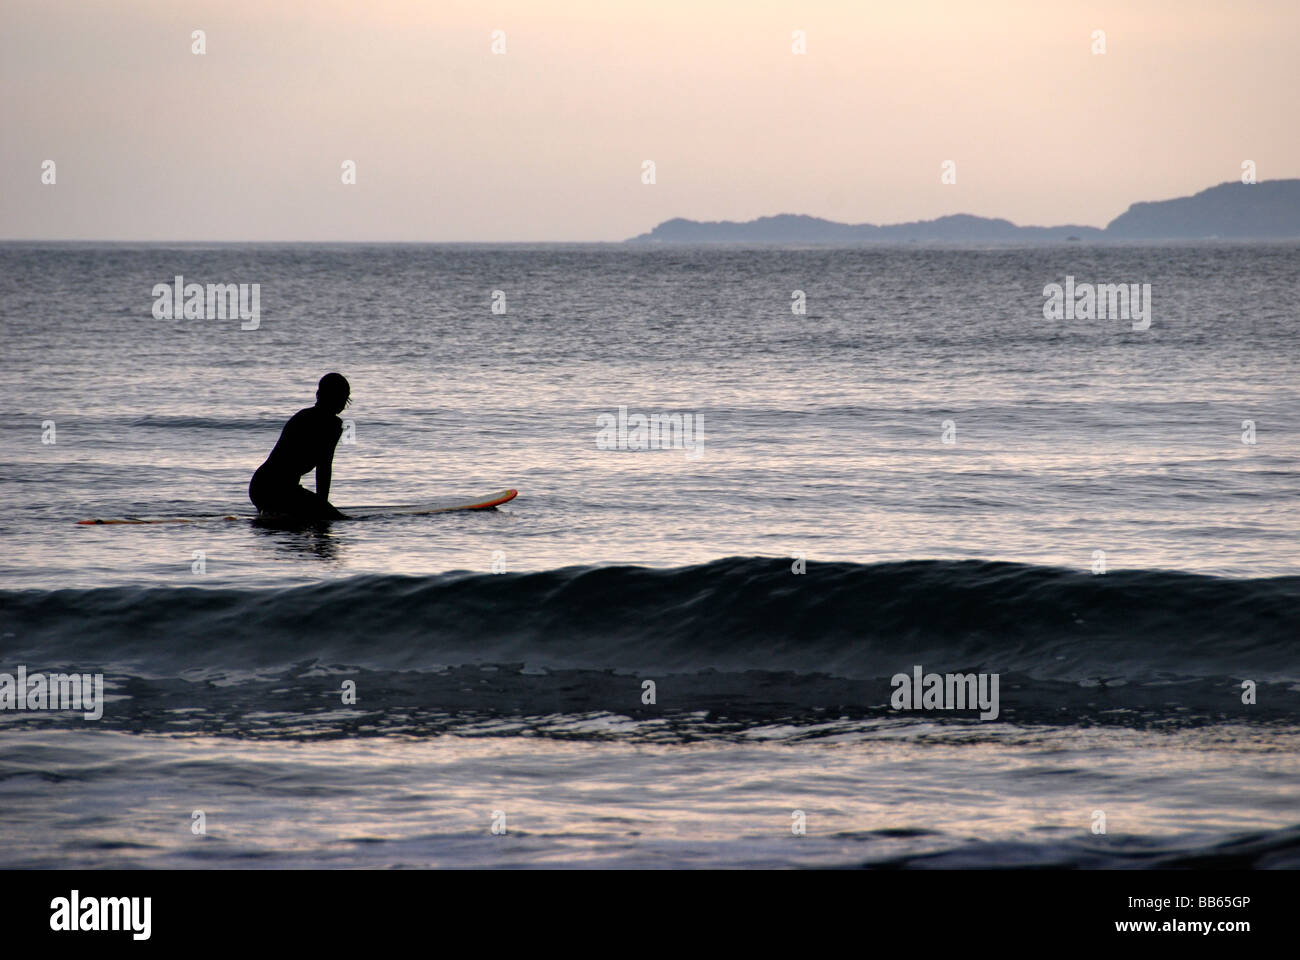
333 489 518 519
76 515 243 526
77 489 518 525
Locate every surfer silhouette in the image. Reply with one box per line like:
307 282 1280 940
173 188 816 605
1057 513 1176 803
249 373 350 522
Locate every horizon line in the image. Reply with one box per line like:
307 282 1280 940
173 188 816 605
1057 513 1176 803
11 178 1298 245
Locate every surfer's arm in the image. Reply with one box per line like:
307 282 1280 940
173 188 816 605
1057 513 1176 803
315 465 346 520
315 461 332 502
315 424 342 503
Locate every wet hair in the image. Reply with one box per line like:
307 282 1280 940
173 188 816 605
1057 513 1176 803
316 372 351 411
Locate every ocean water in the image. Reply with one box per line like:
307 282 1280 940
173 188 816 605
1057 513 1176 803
1 242 1297 868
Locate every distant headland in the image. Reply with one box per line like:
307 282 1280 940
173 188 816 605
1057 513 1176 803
627 180 1300 244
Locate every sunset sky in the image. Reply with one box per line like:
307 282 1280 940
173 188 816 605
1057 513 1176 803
2 0 1297 240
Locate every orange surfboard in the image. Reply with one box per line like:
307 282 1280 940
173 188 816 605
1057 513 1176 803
77 489 518 524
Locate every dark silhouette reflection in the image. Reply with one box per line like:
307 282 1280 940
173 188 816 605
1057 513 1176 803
249 517 342 562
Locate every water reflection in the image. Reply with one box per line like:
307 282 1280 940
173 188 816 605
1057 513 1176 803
250 517 342 563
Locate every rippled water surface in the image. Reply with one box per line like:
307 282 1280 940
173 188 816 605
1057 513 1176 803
1 243 1297 867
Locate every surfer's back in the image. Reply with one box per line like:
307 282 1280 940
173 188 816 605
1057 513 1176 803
262 406 342 480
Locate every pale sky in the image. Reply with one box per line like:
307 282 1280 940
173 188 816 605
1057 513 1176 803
2 0 1297 241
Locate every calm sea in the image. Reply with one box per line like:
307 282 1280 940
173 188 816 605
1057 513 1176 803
1 242 1297 867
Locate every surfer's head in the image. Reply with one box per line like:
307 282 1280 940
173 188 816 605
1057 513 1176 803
316 372 351 414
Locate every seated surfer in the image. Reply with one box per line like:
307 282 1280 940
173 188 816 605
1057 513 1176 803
249 373 350 522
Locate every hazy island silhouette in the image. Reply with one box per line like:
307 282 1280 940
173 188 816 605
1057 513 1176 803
628 179 1300 244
